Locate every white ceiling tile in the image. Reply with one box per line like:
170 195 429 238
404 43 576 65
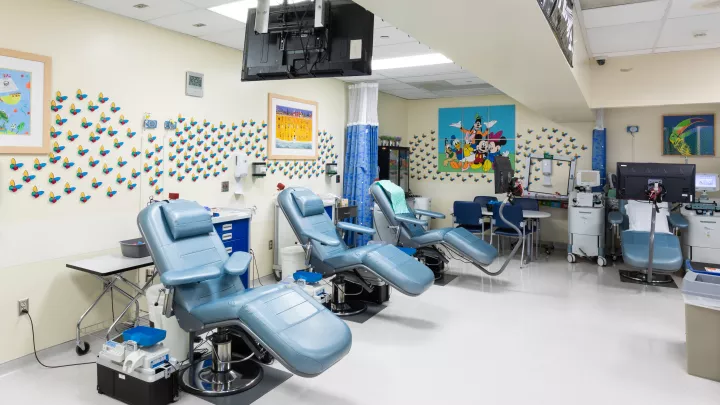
200 27 246 49
374 15 392 29
373 26 415 46
149 8 245 36
654 42 720 53
379 63 463 78
586 21 663 55
432 88 504 98
396 71 476 83
372 42 432 59
182 0 236 7
668 0 720 19
381 88 435 99
80 0 196 21
656 13 720 48
378 81 418 91
582 0 668 29
444 77 487 86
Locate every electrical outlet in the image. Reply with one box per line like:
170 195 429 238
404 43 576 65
18 298 29 315
268 240 273 250
221 181 229 192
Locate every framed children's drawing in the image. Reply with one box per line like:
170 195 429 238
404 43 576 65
267 93 319 160
0 48 52 154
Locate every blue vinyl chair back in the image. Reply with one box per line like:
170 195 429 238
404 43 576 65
453 201 483 227
513 197 539 211
492 203 524 232
138 200 244 325
473 196 498 209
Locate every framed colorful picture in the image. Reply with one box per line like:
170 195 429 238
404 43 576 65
0 48 52 154
267 93 318 160
662 113 715 156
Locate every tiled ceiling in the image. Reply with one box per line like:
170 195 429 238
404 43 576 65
339 16 502 100
72 0 499 99
579 0 720 57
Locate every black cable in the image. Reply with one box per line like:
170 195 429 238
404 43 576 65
24 312 95 369
249 249 264 286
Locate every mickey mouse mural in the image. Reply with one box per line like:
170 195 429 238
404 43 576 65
437 105 515 173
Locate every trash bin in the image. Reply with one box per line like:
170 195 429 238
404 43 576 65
146 284 189 363
681 271 720 382
281 245 306 280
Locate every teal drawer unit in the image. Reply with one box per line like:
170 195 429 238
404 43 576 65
213 218 250 288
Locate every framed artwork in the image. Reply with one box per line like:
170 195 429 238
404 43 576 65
0 48 52 154
437 105 516 173
267 93 318 160
662 113 715 156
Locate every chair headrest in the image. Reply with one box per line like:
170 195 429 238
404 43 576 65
160 200 213 240
291 189 326 217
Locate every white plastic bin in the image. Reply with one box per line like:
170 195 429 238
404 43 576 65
681 271 720 382
281 245 306 280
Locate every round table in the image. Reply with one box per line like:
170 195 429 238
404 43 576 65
480 208 552 261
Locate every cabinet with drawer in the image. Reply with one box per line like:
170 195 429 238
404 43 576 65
681 213 720 262
213 217 251 288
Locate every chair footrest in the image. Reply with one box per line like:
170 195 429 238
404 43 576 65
361 245 434 296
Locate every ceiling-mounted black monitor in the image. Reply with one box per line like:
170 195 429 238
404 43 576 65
537 0 574 67
242 0 374 81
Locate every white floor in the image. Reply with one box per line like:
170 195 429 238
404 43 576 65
2 254 720 405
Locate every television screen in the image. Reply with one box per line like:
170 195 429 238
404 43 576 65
616 162 696 203
242 0 374 81
537 0 574 67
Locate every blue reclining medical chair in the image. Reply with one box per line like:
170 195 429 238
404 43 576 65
370 182 499 277
138 200 351 396
277 187 434 316
608 200 688 285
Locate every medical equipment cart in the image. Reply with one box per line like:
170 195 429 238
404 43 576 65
567 170 607 266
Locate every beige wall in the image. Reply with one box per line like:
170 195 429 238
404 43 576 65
378 94 595 244
0 0 347 364
378 92 408 138
605 104 720 197
589 49 720 109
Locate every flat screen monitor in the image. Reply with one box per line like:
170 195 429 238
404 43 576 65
696 173 719 192
242 0 374 81
616 162 696 203
576 170 600 188
494 156 515 194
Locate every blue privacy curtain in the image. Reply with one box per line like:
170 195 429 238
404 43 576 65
343 83 379 247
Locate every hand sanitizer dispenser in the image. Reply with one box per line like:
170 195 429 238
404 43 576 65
542 159 553 187
234 154 249 195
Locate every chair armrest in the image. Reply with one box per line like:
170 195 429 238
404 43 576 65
415 209 446 219
302 229 341 246
337 222 376 235
396 215 428 226
160 265 222 286
668 213 688 230
608 211 623 225
224 251 252 276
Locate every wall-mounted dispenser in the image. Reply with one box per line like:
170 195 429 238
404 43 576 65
234 154 249 195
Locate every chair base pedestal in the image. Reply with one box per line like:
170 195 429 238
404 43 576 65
330 300 367 316
180 356 263 397
619 270 678 289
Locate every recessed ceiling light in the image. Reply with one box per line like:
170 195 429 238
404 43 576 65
209 0 309 23
193 23 207 27
372 53 453 70
133 3 149 8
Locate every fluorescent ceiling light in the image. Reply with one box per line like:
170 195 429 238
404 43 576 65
372 53 453 70
209 0 309 24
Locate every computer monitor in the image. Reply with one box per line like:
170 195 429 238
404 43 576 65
696 173 719 192
576 170 600 188
616 162 696 203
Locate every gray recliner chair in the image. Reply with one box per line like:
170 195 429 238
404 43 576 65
277 187 435 316
138 200 352 397
371 182 499 277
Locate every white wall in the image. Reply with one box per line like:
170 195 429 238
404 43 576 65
378 92 408 139
589 49 720 109
0 0 347 364
378 94 595 244
605 103 720 197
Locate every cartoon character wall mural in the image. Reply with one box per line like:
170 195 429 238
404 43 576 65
437 105 515 173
